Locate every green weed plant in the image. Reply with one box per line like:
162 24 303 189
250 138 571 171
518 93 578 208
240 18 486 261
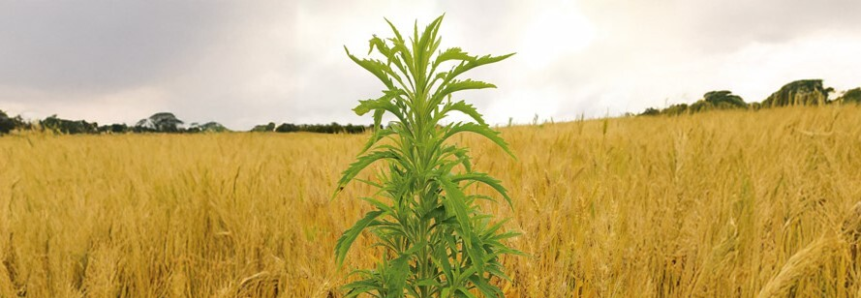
333 15 520 298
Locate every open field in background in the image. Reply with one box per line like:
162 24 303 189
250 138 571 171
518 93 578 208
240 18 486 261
1 106 861 297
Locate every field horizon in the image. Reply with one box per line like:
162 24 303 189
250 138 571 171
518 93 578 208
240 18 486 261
2 105 861 297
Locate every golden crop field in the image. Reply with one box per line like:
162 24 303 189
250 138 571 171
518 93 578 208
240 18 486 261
1 106 861 297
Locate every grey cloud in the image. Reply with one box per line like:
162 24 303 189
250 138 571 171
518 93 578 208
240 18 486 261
0 1 238 93
581 0 861 53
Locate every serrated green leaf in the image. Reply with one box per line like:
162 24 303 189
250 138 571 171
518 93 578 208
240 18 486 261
435 47 473 65
437 100 487 127
449 53 515 80
361 197 396 215
335 210 384 267
433 79 496 105
384 253 411 298
354 95 393 116
457 287 478 298
369 35 392 57
438 122 516 160
452 173 512 207
334 150 402 198
346 47 395 90
469 275 503 298
438 176 485 273
343 278 384 298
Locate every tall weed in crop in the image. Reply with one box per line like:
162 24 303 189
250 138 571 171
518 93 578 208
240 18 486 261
334 15 519 297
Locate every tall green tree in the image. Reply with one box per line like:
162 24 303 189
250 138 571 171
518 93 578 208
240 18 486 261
136 112 184 133
188 122 229 133
0 110 16 134
837 87 861 104
334 16 520 297
761 79 833 107
703 90 746 109
41 115 98 134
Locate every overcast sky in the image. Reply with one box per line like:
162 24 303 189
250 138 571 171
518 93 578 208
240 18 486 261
1 0 859 130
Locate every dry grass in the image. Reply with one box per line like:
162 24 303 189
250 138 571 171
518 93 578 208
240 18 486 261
1 105 861 297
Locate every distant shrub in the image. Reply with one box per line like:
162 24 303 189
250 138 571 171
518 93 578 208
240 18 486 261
762 79 832 107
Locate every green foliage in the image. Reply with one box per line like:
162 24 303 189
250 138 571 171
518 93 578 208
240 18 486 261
98 123 130 134
136 112 184 133
761 79 831 107
252 122 277 132
688 100 714 113
251 122 371 134
188 122 230 133
837 88 861 104
635 81 856 117
639 107 660 116
335 15 519 298
662 104 688 116
703 90 746 109
0 110 16 134
41 115 99 134
639 91 747 116
0 108 371 136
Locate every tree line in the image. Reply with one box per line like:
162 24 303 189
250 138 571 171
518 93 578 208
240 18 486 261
639 79 861 116
0 111 371 135
4 79 860 135
249 122 370 134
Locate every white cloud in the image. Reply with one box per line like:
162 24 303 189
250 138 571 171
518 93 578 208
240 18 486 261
519 1 596 69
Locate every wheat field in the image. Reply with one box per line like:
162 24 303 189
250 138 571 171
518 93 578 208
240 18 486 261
1 106 860 297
